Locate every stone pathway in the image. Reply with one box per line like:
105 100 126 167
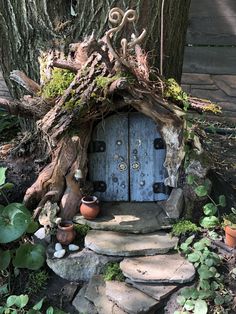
46 195 195 313
120 254 195 284
85 230 178 256
73 202 172 234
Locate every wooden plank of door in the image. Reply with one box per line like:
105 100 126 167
129 113 168 202
88 114 129 201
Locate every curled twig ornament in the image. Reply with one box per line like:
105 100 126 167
105 7 146 66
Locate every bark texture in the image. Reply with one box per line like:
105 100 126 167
0 0 191 97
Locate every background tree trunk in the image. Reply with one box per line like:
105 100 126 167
0 0 190 98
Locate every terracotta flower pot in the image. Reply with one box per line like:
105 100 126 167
56 221 76 245
80 196 100 220
225 225 236 248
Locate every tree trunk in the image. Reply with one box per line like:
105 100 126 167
0 0 190 97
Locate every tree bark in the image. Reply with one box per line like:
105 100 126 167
0 0 190 97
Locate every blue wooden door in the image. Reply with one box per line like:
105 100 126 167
88 113 168 201
88 114 129 201
129 113 167 201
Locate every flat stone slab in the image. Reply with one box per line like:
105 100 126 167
85 275 125 314
120 254 195 284
74 202 172 234
72 285 97 314
126 279 177 301
106 281 159 314
85 230 178 256
46 248 121 281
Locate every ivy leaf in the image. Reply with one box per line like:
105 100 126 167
200 216 219 228
26 220 39 234
203 203 217 216
188 252 200 262
184 299 195 311
194 299 208 314
195 186 208 197
177 295 186 306
198 265 214 279
0 249 11 270
199 280 210 290
214 294 225 305
0 167 7 186
218 195 226 207
13 244 45 270
185 235 195 245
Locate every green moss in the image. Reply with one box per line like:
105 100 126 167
24 270 49 295
74 224 91 237
95 75 118 89
40 69 75 99
103 262 125 282
172 220 200 237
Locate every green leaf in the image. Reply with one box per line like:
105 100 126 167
198 265 214 279
205 258 214 267
13 244 45 270
195 186 208 197
177 295 186 306
185 235 195 245
200 216 219 228
46 306 54 314
0 284 9 296
188 252 200 262
26 220 39 234
194 299 208 314
0 167 7 186
184 299 195 311
187 174 195 185
198 289 213 299
211 281 219 290
33 298 45 310
203 203 217 216
214 294 225 305
219 195 226 207
0 203 31 243
0 249 11 270
199 280 210 290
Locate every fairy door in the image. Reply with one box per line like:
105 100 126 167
88 113 168 201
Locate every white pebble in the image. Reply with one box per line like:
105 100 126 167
54 249 66 258
55 242 63 251
68 244 79 251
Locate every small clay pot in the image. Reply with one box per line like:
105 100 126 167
80 196 100 220
225 225 236 248
56 221 76 245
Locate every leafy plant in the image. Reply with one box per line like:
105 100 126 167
103 262 124 282
172 220 200 237
0 168 44 271
0 294 66 313
187 174 226 229
177 235 232 313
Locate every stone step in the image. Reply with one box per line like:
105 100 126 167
126 279 177 301
120 254 195 284
85 230 178 256
73 202 172 234
75 275 162 314
105 281 159 314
